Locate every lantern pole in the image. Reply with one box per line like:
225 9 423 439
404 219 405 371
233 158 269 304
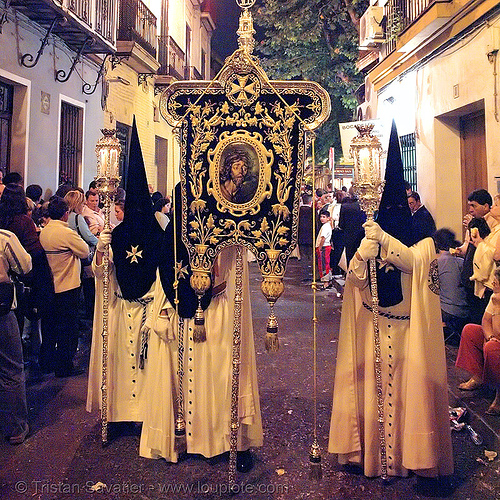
350 123 387 479
94 129 121 445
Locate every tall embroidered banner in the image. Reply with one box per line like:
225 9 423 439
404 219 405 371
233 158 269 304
159 3 330 349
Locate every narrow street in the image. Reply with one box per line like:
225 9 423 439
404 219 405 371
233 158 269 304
1 257 500 500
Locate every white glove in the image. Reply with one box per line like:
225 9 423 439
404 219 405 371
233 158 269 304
356 238 379 261
153 309 175 342
96 228 112 253
363 220 390 248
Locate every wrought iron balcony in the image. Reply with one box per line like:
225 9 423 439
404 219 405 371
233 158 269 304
157 35 184 79
9 0 117 54
157 35 202 81
118 0 157 58
383 0 451 55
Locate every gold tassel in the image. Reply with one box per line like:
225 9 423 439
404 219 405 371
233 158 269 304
309 439 322 480
193 302 206 343
265 310 279 352
174 416 187 453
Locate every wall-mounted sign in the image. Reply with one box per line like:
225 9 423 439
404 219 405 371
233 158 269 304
41 91 50 114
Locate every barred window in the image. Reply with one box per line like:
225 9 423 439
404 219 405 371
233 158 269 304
0 81 13 175
400 132 417 191
59 101 83 186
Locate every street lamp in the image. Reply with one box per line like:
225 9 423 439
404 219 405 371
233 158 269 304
94 129 121 445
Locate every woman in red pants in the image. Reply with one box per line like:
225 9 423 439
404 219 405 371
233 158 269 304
456 268 500 415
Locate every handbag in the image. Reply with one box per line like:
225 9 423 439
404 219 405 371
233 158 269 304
11 272 35 319
75 214 96 266
0 281 14 316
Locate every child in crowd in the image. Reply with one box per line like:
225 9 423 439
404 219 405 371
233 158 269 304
316 209 332 284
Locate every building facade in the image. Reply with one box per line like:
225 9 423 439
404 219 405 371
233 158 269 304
0 0 116 196
0 0 215 199
357 0 500 236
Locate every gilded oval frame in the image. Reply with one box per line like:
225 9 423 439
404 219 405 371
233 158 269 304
208 130 273 216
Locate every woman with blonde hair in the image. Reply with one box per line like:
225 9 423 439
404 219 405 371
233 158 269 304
64 190 98 248
64 190 98 319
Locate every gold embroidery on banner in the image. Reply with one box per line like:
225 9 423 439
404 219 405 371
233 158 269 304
157 36 331 321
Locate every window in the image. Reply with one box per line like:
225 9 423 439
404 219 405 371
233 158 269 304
116 121 131 187
0 81 13 175
201 49 206 80
59 101 83 186
400 132 417 191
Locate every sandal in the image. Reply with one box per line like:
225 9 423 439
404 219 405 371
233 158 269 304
458 378 483 391
486 405 500 416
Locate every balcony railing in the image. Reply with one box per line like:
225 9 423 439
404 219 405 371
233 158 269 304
10 0 117 49
118 0 157 57
158 35 185 79
94 0 116 43
60 0 116 43
384 0 443 55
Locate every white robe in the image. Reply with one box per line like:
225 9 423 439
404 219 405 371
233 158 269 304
140 246 263 461
86 253 155 422
329 236 453 477
471 223 500 298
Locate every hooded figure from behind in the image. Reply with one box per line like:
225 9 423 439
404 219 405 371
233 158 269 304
111 117 165 300
375 121 419 307
158 183 212 319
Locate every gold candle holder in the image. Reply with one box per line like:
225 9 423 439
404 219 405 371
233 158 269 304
95 129 121 445
349 123 387 479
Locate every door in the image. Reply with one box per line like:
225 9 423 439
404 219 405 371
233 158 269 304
155 135 168 196
460 110 487 216
0 81 13 176
116 121 131 188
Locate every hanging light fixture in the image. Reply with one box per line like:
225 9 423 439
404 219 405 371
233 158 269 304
95 128 121 194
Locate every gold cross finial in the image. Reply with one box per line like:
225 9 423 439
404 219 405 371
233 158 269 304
236 0 256 54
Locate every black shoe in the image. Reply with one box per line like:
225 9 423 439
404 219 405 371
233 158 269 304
55 367 85 378
9 423 29 445
236 450 253 473
106 421 141 443
414 476 454 497
39 364 54 375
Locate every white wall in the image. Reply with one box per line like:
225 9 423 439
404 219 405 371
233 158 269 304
373 14 500 236
0 13 104 193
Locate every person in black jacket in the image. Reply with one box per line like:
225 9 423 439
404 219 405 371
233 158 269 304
338 187 366 269
458 189 492 324
408 191 436 243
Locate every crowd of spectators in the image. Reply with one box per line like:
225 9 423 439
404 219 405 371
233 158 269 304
0 170 171 445
2 165 500 443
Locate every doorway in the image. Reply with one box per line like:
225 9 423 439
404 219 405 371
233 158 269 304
155 135 168 196
460 110 487 215
0 80 13 175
